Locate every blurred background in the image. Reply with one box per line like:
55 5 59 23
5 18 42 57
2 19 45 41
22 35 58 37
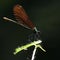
0 0 60 60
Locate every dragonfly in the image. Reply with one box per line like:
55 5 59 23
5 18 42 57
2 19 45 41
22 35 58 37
3 4 46 60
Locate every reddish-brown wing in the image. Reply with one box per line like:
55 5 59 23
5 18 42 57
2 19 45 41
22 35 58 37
13 4 35 30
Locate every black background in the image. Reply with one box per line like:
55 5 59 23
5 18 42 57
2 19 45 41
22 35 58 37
0 0 60 60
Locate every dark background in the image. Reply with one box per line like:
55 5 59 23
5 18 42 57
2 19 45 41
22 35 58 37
0 0 60 60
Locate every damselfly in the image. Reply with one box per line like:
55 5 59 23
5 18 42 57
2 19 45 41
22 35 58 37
3 4 46 60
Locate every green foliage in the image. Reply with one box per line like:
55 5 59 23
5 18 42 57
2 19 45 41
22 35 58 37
13 40 46 55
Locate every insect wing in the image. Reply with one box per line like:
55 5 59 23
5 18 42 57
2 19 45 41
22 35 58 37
13 4 35 30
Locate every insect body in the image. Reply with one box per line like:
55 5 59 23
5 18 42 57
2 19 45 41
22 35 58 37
3 4 41 41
